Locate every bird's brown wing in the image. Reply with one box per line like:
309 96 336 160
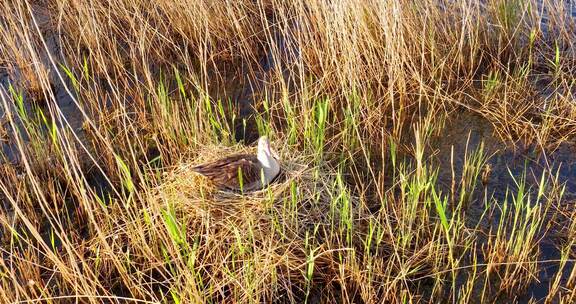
192 154 262 190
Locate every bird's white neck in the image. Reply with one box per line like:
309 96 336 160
257 149 280 183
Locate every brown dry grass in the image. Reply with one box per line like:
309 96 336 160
0 0 575 303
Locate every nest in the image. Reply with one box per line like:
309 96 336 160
136 142 360 301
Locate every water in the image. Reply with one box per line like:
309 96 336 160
435 112 576 200
0 4 86 165
434 111 576 302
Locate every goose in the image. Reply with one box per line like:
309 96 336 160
192 136 281 191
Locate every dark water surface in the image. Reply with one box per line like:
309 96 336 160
435 112 576 199
434 111 576 302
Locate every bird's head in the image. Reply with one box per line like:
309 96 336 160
257 136 280 161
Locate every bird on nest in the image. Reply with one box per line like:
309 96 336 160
192 136 281 191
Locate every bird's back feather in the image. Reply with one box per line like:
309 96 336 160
192 154 263 190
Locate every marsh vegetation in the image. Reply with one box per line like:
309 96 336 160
0 0 576 303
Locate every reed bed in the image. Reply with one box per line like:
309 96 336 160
0 0 575 303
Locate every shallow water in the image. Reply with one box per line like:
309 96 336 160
433 111 576 301
435 112 576 200
0 4 86 165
